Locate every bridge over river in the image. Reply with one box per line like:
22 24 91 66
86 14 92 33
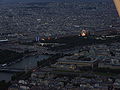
0 68 27 73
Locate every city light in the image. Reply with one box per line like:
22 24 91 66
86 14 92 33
80 30 89 37
41 38 45 41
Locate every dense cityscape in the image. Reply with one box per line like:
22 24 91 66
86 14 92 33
0 0 120 39
0 0 120 90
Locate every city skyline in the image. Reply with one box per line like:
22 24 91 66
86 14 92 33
0 0 120 90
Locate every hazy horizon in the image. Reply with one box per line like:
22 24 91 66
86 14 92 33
0 0 109 4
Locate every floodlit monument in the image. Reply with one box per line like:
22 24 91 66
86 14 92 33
80 30 89 37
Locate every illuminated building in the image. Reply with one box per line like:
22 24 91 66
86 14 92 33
80 30 89 37
48 37 51 40
41 38 45 41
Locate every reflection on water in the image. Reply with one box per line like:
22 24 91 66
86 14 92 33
0 55 49 81
0 73 13 82
9 55 49 69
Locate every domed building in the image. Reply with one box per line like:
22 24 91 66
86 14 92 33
80 30 90 37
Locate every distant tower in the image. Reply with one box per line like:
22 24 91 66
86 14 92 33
25 65 28 73
35 36 40 42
